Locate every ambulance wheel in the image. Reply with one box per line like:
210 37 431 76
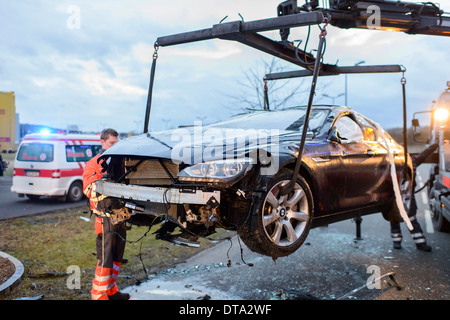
67 181 83 202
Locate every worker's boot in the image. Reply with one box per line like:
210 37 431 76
109 291 130 300
416 242 432 252
393 242 402 250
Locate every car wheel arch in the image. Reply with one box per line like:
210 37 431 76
272 161 320 221
283 162 317 206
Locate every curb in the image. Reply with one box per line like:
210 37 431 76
0 251 24 295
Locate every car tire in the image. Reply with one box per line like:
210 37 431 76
237 169 313 259
382 171 413 223
67 181 83 202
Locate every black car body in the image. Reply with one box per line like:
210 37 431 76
93 106 412 258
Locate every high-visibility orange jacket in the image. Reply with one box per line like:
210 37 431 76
82 153 105 212
82 151 127 300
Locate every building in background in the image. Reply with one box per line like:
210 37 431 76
0 91 16 152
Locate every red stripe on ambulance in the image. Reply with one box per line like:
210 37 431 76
14 168 84 178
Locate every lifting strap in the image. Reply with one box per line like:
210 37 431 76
144 42 159 133
374 120 413 230
280 17 329 196
263 79 270 111
401 68 409 176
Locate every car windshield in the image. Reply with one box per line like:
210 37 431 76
207 108 330 133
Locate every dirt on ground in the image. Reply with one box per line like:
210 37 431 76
0 256 15 286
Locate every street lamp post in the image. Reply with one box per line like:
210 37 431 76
323 93 344 105
345 60 365 106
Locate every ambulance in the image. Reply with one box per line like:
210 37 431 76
11 133 102 202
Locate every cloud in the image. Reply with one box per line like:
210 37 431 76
0 0 449 133
80 70 147 96
164 42 242 60
132 41 242 64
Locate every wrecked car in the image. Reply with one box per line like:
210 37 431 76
92 105 412 258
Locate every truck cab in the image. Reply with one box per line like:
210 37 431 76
412 81 450 232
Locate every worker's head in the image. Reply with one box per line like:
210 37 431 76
100 128 119 150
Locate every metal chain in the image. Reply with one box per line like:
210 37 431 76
319 17 329 39
153 42 159 60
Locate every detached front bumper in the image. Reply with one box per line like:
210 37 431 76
93 180 221 206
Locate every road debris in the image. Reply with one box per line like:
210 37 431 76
337 272 401 300
13 294 44 300
271 289 319 300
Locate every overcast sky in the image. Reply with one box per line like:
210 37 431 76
1 0 449 133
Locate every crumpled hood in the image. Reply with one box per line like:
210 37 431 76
100 126 309 165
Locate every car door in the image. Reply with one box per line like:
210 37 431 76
331 113 382 209
305 112 363 215
355 113 392 202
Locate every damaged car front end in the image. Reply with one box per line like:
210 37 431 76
92 106 412 259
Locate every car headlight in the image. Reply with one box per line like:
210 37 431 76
177 158 254 183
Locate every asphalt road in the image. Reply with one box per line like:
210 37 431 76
123 164 450 300
1 166 448 301
0 176 85 220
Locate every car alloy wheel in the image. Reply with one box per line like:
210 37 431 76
237 169 313 258
262 180 310 247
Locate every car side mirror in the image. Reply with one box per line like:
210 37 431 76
412 119 420 127
328 129 342 144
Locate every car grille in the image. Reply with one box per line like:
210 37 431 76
124 159 179 185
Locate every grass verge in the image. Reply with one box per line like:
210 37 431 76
0 207 229 300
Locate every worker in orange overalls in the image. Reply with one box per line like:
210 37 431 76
82 128 129 300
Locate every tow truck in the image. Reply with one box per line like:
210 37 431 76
412 81 450 232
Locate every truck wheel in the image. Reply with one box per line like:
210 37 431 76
67 181 83 202
237 169 313 259
430 187 450 232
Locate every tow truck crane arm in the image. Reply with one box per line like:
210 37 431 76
157 0 450 70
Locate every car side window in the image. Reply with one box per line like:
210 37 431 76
334 116 364 143
356 115 378 142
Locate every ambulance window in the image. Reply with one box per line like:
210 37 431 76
17 143 54 162
66 145 101 162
